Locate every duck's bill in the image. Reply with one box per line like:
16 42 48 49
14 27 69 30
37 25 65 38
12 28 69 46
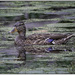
9 27 17 33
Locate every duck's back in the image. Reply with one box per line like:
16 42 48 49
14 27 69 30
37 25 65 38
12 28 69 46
27 33 68 40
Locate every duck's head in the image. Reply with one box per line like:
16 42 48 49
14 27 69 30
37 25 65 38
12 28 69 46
9 21 26 35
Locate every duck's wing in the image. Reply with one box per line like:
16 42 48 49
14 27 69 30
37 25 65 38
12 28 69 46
27 33 69 40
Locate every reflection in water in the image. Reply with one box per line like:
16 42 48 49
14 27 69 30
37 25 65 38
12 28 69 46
23 45 73 54
16 45 74 74
0 46 75 74
24 49 75 74
16 45 74 62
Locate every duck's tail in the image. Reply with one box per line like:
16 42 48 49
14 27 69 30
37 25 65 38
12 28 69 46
52 34 74 45
64 34 73 41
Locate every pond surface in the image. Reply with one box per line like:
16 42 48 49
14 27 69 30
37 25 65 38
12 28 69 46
0 46 75 74
0 1 75 74
0 22 75 74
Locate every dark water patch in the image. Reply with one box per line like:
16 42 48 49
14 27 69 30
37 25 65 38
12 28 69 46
12 12 62 21
13 15 25 21
27 13 62 19
44 11 71 16
60 27 75 29
59 20 75 23
7 38 14 41
45 6 75 11
28 27 38 31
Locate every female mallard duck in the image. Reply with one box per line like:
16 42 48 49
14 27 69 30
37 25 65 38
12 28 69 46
9 21 73 60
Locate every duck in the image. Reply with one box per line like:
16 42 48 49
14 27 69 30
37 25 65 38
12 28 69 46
9 21 74 60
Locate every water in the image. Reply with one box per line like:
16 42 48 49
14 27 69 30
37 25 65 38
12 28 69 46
0 44 75 74
0 1 75 74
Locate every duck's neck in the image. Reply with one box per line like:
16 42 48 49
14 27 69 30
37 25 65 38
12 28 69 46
18 31 26 40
